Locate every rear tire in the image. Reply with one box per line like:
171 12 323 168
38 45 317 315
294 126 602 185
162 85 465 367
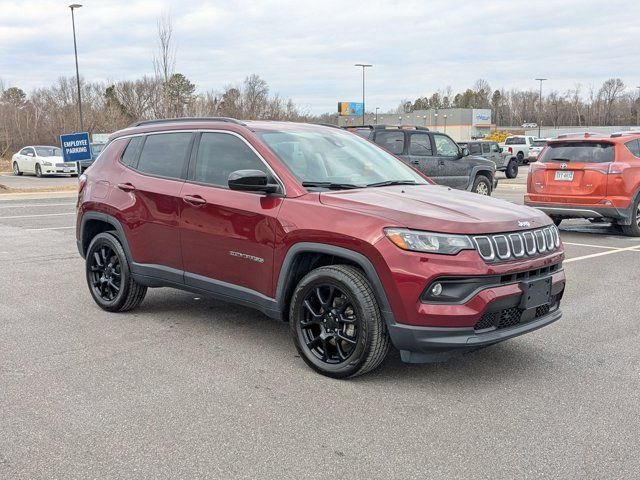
505 160 518 179
289 265 390 378
86 232 147 312
13 162 22 176
620 196 640 237
472 175 492 196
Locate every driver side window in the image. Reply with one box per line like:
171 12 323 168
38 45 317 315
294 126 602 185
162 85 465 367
434 135 459 157
21 148 34 156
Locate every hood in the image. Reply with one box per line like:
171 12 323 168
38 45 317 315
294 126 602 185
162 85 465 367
320 185 550 234
466 155 495 167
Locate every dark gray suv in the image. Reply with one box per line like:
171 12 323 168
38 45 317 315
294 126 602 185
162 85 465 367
353 126 497 195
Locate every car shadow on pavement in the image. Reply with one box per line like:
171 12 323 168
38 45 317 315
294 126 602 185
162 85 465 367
135 289 555 387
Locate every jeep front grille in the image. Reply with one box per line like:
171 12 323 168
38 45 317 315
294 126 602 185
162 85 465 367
472 226 561 263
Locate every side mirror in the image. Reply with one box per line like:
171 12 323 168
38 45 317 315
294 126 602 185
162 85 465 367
461 147 470 157
228 169 279 194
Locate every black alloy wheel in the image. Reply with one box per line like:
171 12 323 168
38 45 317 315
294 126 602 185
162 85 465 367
89 243 122 302
290 265 390 378
299 284 359 364
85 232 147 311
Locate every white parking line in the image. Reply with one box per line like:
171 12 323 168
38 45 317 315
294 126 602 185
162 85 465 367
562 242 621 250
23 226 76 231
565 244 640 263
0 212 75 219
0 203 76 209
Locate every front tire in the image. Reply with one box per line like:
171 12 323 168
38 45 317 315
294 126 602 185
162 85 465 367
472 175 492 196
516 152 524 164
86 232 147 312
620 196 640 237
35 163 43 178
289 265 390 378
505 160 518 179
13 162 23 176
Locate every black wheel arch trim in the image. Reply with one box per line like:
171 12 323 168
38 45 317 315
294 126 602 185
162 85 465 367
275 242 396 326
78 211 134 261
466 166 495 190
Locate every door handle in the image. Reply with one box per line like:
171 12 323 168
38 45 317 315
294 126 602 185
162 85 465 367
117 182 136 192
183 194 207 206
410 160 420 165
439 160 445 165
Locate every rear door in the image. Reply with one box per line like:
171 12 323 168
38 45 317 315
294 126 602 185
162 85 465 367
529 140 614 204
405 132 440 179
179 131 283 297
120 132 193 272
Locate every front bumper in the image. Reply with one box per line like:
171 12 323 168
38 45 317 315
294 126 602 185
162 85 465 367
389 308 562 363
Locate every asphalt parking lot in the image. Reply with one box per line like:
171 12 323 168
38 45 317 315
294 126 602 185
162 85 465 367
0 173 78 190
1 176 639 479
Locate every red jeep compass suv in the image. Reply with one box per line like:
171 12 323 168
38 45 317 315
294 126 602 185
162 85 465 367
77 118 566 378
525 132 640 236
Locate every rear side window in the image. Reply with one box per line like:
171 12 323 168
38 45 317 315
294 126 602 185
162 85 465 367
481 143 490 154
136 132 192 179
409 133 432 156
505 137 525 145
467 143 481 155
624 139 640 158
194 132 269 187
121 137 143 167
533 140 547 147
374 131 404 155
539 142 615 164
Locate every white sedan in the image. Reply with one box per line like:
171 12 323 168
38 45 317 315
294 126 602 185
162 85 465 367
11 145 78 177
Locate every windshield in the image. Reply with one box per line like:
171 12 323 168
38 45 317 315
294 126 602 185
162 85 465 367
35 147 62 157
539 141 615 163
256 128 428 188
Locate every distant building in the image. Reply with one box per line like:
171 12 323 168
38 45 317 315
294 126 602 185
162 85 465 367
338 108 494 141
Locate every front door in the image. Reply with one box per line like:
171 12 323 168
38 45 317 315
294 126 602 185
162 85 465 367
179 131 283 297
433 133 469 190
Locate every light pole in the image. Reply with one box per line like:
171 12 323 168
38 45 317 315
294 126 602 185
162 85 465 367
69 4 83 132
354 64 372 126
375 107 379 124
423 115 427 127
444 114 448 133
636 86 640 126
434 112 438 131
535 78 547 138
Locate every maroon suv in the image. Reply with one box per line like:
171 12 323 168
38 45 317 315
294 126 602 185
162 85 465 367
76 118 566 378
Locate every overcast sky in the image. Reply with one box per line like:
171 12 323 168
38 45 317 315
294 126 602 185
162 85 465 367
1 0 639 114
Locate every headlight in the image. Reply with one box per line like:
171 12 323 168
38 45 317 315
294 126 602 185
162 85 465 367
42 161 52 166
384 228 474 255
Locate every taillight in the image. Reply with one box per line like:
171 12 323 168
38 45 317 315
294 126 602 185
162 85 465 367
608 162 628 175
78 174 87 194
508 147 513 154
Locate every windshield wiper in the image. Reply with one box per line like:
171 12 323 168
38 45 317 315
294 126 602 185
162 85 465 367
366 180 419 187
302 181 362 190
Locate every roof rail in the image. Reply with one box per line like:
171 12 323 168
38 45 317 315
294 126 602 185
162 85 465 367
128 117 246 128
610 131 640 138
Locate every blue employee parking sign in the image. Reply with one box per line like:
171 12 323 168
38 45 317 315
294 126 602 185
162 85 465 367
60 132 92 162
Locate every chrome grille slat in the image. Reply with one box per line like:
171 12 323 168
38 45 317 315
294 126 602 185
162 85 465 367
473 227 560 263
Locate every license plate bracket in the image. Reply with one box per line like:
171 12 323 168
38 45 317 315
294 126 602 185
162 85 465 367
519 277 552 309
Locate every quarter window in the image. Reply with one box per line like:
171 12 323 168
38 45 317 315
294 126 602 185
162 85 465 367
624 139 640 158
409 134 432 156
434 134 460 157
194 133 269 187
374 131 404 155
121 137 143 167
136 132 192 179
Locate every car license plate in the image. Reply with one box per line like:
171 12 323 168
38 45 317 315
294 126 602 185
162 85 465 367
519 277 552 310
63 167 70 173
555 171 573 181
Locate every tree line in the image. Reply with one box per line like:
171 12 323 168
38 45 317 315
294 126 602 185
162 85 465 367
397 78 640 127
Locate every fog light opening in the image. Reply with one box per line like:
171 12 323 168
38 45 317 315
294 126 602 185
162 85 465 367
431 283 443 297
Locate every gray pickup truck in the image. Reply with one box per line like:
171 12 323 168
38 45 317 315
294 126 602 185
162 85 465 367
350 126 498 195
458 140 519 179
